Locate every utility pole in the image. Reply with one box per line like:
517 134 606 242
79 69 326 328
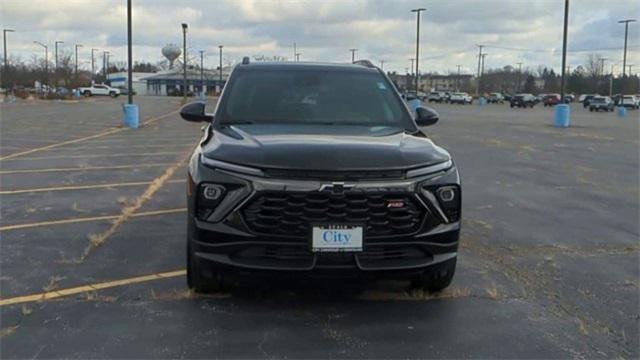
181 23 188 103
411 8 426 94
91 48 98 82
598 57 607 77
349 48 357 63
627 64 634 75
293 42 296 61
199 50 204 96
102 51 109 78
54 40 64 70
456 64 462 91
218 45 223 92
516 62 523 93
475 44 484 96
480 53 488 93
618 19 636 78
559 0 569 104
74 44 83 76
295 53 301 62
380 60 385 70
34 41 48 89
3 29 15 97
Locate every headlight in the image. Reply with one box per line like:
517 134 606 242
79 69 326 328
421 184 461 223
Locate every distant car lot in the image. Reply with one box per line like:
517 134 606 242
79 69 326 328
0 97 637 358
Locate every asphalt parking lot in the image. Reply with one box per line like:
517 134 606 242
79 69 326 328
0 96 638 359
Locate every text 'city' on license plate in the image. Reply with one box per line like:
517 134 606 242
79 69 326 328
312 225 363 252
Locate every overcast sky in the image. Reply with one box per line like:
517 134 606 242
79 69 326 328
2 0 639 75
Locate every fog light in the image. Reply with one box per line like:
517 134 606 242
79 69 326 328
203 184 225 200
437 186 456 202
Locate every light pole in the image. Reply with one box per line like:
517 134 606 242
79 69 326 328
34 41 48 89
475 44 484 96
54 40 64 70
295 53 301 62
516 62 523 93
480 54 488 93
349 48 357 63
411 8 426 94
409 58 415 91
618 19 636 78
91 48 98 82
3 29 15 96
74 44 83 76
218 45 223 92
598 57 607 77
456 64 462 91
102 51 109 78
293 42 296 61
126 0 133 105
199 50 204 96
181 23 188 103
380 60 385 70
555 0 570 127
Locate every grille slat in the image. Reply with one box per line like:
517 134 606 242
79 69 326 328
243 190 425 238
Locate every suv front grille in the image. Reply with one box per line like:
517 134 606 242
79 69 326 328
263 169 405 181
242 190 425 238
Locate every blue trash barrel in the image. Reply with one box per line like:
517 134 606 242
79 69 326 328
123 104 139 129
617 106 627 117
554 104 570 128
479 97 487 106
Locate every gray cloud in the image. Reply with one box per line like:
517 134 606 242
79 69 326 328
2 0 638 75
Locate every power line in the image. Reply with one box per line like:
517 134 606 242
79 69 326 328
484 44 640 53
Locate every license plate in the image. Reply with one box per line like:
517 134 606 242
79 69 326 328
312 225 363 252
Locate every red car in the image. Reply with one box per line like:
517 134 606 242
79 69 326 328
543 94 561 107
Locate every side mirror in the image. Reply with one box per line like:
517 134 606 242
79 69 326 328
415 106 439 127
180 102 213 122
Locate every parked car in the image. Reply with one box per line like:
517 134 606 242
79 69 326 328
620 95 640 109
582 94 597 108
487 92 505 104
443 92 452 103
449 92 473 104
510 93 537 108
564 94 575 102
427 91 446 103
543 94 561 107
167 88 195 97
116 86 137 95
77 84 120 97
589 96 614 112
503 93 513 102
181 59 460 293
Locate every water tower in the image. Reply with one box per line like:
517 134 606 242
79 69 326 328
162 44 182 69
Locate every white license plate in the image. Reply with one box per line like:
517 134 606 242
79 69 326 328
312 225 363 252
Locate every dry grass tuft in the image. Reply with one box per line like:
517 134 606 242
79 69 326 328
0 326 19 338
42 276 66 292
360 286 471 301
21 305 33 316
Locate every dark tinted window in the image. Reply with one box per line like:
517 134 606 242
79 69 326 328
219 68 412 128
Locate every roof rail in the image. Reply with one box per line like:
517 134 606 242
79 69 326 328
353 60 376 68
242 56 250 65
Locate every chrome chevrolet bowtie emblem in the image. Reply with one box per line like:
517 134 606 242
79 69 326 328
319 182 355 194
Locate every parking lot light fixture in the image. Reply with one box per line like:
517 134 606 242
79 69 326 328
3 29 15 97
33 41 48 88
554 0 570 128
411 8 426 93
182 23 188 103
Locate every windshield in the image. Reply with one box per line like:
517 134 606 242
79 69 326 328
218 68 413 129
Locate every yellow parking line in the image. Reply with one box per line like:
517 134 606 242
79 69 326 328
0 179 185 195
0 208 186 231
0 270 186 307
3 151 184 161
0 163 176 175
0 110 178 161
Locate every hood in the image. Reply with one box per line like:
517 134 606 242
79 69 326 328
202 124 450 171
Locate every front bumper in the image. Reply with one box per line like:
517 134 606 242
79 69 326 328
187 152 461 275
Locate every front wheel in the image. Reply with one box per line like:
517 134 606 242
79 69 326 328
411 257 457 293
83 91 91 97
109 92 117 98
186 218 227 293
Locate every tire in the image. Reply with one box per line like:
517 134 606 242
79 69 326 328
83 91 91 97
411 257 457 293
510 104 514 108
186 217 227 293
109 92 117 98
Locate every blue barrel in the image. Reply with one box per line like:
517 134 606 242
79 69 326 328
479 97 487 106
617 106 627 117
554 104 570 128
123 104 139 129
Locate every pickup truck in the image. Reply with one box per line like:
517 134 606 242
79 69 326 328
77 84 120 97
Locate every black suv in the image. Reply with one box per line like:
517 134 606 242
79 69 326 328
180 59 461 293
